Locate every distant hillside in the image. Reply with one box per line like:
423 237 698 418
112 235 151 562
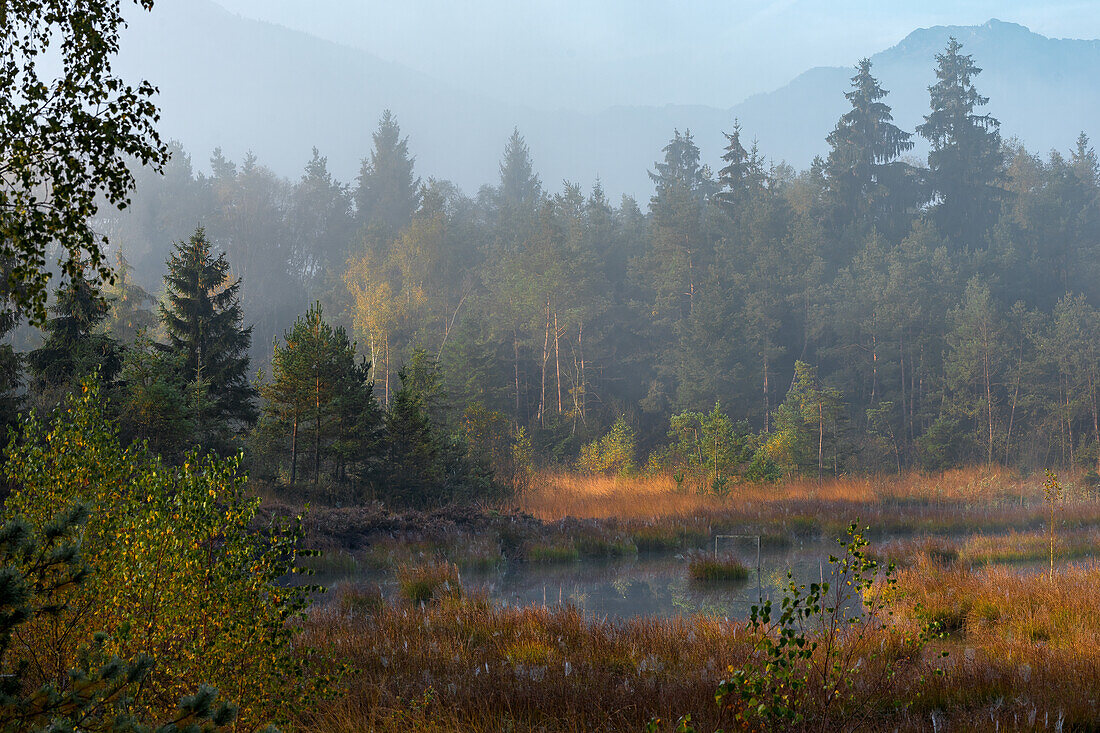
117 5 1100 198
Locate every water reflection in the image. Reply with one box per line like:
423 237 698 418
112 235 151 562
331 538 859 620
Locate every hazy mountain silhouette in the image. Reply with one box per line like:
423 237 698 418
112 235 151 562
118 3 1100 197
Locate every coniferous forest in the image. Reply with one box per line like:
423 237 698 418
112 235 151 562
11 3 1100 730
7 40 1100 497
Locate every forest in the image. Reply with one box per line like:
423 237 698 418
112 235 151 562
5 39 1100 499
7 3 1100 728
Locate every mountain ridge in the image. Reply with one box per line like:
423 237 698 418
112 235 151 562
116 3 1100 197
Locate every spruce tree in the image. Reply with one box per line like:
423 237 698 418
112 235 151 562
355 109 421 235
159 227 257 446
498 128 542 210
384 361 442 507
825 59 914 228
916 38 1004 247
26 270 121 397
715 120 752 213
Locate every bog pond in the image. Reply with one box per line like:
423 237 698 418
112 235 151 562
320 537 875 620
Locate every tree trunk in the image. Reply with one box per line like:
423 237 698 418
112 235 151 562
817 400 824 480
1091 371 1100 473
539 299 550 425
1067 381 1076 468
870 316 878 406
290 413 298 484
314 371 321 484
554 311 563 415
383 335 390 407
1005 372 1020 465
763 356 770 433
899 335 908 455
578 323 587 425
984 352 994 466
513 329 521 420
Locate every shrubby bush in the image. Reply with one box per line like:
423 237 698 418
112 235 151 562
576 416 637 476
0 505 242 732
3 381 324 730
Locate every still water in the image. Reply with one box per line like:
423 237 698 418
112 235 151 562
328 538 858 620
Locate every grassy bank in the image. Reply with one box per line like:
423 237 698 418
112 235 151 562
271 468 1100 577
279 469 1100 730
297 558 1100 731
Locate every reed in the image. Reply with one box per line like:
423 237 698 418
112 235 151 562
687 554 750 583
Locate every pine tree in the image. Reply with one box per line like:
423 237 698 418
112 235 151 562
259 303 382 486
715 120 752 213
916 38 1004 247
355 109 421 235
159 228 257 447
26 270 121 397
825 59 915 228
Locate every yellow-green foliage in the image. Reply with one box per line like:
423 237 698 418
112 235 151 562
2 383 319 730
576 416 636 476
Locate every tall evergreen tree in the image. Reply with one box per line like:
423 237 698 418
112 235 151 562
355 110 421 235
715 120 752 213
498 128 542 211
258 303 382 486
289 148 354 295
26 270 121 398
916 38 1004 247
160 228 257 445
825 59 915 230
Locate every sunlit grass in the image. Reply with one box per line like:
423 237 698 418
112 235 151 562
517 467 1087 521
300 555 1100 731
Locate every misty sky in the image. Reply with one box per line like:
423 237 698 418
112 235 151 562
210 0 1100 111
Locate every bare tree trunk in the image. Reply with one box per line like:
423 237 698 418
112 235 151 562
763 356 770 433
290 413 298 484
539 299 550 425
871 321 880 405
314 380 321 485
817 401 824 480
1005 372 1020 465
513 329 521 420
383 335 390 407
579 323 587 425
1092 372 1100 473
1067 382 1076 468
899 335 908 454
984 353 994 465
554 311 563 415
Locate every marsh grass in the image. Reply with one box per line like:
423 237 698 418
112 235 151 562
877 529 1100 568
523 539 580 564
396 561 463 604
687 554 750 583
518 468 1063 521
300 557 1100 732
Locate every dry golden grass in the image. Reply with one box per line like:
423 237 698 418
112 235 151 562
299 589 922 732
301 561 1100 731
299 555 1100 732
518 467 1062 521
